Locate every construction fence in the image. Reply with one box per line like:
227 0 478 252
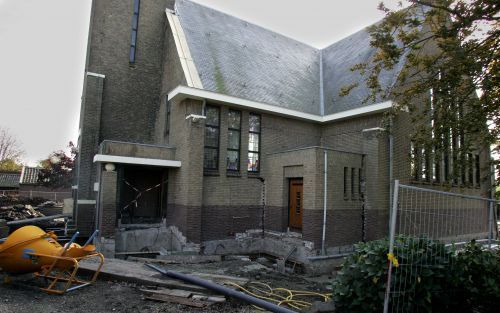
383 180 498 313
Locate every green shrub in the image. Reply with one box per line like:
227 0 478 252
332 236 453 313
449 241 500 313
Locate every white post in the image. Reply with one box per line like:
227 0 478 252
488 201 493 250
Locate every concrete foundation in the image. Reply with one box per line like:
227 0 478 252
115 223 200 255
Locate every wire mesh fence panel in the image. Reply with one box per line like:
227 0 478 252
383 180 498 313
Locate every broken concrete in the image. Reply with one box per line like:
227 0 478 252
114 224 199 256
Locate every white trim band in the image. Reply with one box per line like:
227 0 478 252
86 72 105 78
168 85 392 123
93 154 181 168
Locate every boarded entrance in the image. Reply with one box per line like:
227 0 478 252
288 178 303 230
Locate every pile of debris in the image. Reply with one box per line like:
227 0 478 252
0 204 45 222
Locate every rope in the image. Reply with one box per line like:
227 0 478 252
226 281 332 311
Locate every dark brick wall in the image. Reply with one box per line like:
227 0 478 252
99 170 117 237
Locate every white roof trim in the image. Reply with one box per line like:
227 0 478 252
165 10 203 89
168 85 392 123
93 154 181 168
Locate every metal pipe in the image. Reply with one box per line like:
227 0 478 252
6 214 72 226
321 150 328 255
146 263 297 313
383 180 400 313
84 229 99 247
488 201 493 249
61 231 80 256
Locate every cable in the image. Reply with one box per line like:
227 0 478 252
226 281 332 311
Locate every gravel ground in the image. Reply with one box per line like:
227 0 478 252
0 258 333 313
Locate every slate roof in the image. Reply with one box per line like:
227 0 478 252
20 166 41 185
175 0 423 116
0 172 21 189
176 0 321 115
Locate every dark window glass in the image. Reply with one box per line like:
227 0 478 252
358 168 362 196
343 167 348 199
249 114 260 132
475 154 480 186
248 114 261 172
467 153 473 185
165 99 171 138
227 110 241 171
129 0 140 64
206 106 219 126
351 168 356 199
227 150 239 171
205 127 219 147
204 105 220 170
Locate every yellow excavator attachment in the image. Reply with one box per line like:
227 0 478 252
0 226 104 294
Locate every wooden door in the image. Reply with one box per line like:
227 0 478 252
289 179 303 229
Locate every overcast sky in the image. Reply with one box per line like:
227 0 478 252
0 0 403 165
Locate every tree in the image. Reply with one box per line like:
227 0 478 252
38 142 77 189
342 0 499 185
0 126 24 171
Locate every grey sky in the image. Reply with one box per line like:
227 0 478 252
0 0 402 165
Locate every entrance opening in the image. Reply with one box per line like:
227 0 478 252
288 178 303 230
118 166 168 224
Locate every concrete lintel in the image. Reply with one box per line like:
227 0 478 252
93 154 181 167
86 71 105 78
77 199 96 204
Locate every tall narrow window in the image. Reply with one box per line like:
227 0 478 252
165 100 171 138
129 0 140 64
358 168 362 197
343 167 348 199
351 168 356 199
227 110 241 171
475 154 480 186
204 105 220 170
467 153 473 185
410 141 419 180
248 114 261 172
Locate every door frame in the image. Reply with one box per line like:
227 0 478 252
287 177 303 230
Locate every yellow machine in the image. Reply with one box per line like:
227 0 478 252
0 226 104 294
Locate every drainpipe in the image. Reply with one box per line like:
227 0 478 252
389 118 394 231
258 177 266 238
321 150 328 255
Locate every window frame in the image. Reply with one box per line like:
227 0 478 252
203 105 220 171
247 113 261 173
226 109 241 172
129 0 140 64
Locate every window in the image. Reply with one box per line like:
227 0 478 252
227 110 241 171
204 105 220 170
467 153 473 185
358 168 362 197
475 154 480 186
248 114 261 172
351 168 356 199
343 167 348 199
129 0 140 64
165 99 171 138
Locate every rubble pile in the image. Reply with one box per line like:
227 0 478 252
0 204 45 222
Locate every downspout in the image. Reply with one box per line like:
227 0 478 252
389 118 394 230
321 150 328 255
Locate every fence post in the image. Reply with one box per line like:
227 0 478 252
488 201 493 250
383 180 400 313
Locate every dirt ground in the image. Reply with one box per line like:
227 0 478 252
0 258 333 313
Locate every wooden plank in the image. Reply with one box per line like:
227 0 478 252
140 288 193 298
192 295 226 303
145 294 208 308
